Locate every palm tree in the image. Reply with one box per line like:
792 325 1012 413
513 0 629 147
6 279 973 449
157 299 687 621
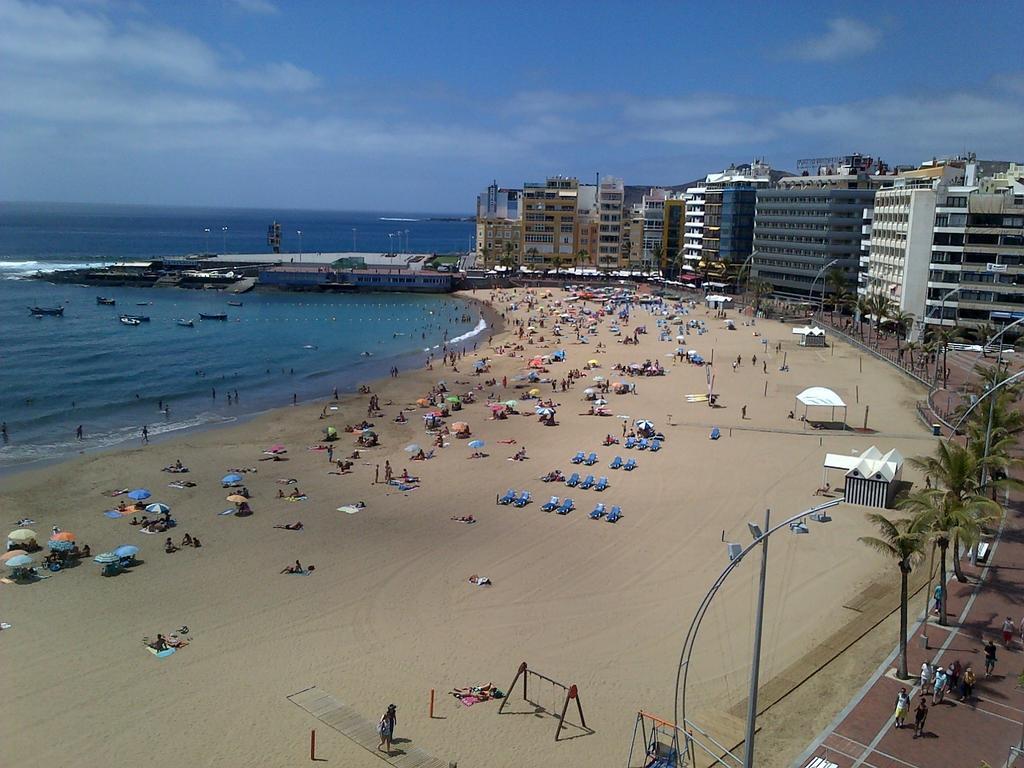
859 513 926 679
550 254 564 276
971 322 996 357
927 326 963 387
904 340 920 371
867 293 894 345
576 249 589 272
907 441 1001 585
855 295 872 341
651 243 664 275
829 286 853 324
825 268 847 305
888 310 915 358
750 279 773 313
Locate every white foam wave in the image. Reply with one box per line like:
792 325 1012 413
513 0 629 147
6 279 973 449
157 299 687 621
448 317 488 345
0 260 109 278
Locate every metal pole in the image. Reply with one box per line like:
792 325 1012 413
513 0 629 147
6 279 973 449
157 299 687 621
352 228 357 251
743 508 770 768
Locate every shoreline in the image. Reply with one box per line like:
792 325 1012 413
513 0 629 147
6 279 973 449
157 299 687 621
0 290 503 479
3 288 938 768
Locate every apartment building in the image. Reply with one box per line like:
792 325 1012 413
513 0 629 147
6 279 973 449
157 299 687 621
751 167 882 298
475 181 522 267
597 176 625 270
521 176 579 267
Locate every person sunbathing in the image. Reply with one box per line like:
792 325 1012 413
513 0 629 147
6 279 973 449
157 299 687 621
164 537 179 553
411 449 426 461
512 448 527 461
451 515 475 523
467 575 491 586
181 533 194 547
117 501 128 513
281 560 303 574
129 516 142 526
274 522 304 530
150 634 168 651
288 488 303 498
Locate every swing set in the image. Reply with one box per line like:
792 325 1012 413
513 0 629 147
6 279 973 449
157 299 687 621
497 661 592 741
627 711 685 767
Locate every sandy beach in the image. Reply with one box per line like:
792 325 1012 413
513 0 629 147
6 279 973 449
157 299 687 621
2 287 938 767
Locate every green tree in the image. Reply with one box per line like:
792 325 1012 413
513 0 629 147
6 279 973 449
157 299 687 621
927 326 964 387
550 254 564 275
904 340 920 371
750 279 773 312
829 286 854 323
859 513 926 679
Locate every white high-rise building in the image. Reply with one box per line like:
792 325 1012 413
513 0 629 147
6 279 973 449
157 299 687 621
597 176 625 269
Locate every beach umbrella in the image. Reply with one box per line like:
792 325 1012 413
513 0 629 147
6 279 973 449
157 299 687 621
93 552 120 564
587 359 599 366
488 404 505 412
635 419 655 430
226 494 248 503
445 395 461 403
404 443 421 453
49 531 75 542
593 375 605 382
503 400 518 409
468 440 485 449
127 489 151 501
528 388 540 396
7 529 36 543
113 545 139 558
536 407 554 416
48 540 75 552
222 473 243 484
595 399 608 406
474 360 487 369
676 335 686 341
583 387 595 395
323 426 337 438
145 503 171 514
0 550 27 562
268 444 286 453
5 554 33 568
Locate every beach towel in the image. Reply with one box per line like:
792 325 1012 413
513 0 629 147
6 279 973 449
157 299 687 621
458 695 482 707
147 647 177 658
218 509 236 516
285 495 308 502
337 505 361 514
138 527 159 534
103 489 129 497
104 510 124 519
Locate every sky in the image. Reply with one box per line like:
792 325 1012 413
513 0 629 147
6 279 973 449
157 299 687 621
1 0 1022 213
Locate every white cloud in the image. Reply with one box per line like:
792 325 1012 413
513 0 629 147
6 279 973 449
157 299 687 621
788 17 880 62
228 0 278 14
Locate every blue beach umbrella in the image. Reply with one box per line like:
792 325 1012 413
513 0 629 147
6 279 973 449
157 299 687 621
94 552 120 564
127 489 151 501
145 503 171 514
5 554 33 568
474 360 487 370
113 545 139 558
222 473 243 484
47 540 75 552
467 440 484 449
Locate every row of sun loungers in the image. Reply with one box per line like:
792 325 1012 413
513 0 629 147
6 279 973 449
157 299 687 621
588 503 622 522
623 437 661 451
609 456 637 471
570 451 599 465
564 473 608 491
498 489 532 507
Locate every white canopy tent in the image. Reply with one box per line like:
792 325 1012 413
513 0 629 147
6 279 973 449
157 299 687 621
792 326 827 347
822 446 904 508
796 386 847 424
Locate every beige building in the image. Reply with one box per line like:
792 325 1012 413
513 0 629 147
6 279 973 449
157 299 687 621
521 176 580 268
597 176 626 270
475 181 522 268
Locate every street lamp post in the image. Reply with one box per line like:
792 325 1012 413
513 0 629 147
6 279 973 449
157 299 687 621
221 226 228 254
204 227 211 254
352 228 357 252
388 233 394 255
297 230 303 258
812 259 839 320
743 509 770 768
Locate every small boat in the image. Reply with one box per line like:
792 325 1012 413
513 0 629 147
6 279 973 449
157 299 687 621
199 313 228 321
96 296 116 306
120 316 141 326
136 302 152 306
28 306 64 316
120 314 150 322
177 319 194 328
227 301 243 307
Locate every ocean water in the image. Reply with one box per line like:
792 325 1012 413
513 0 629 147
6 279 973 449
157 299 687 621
0 203 479 471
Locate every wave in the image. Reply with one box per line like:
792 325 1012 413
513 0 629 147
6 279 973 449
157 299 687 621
448 317 488 345
379 217 419 222
0 260 109 279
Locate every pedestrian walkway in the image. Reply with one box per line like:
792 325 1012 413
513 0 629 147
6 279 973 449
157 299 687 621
794 498 1024 768
287 686 449 768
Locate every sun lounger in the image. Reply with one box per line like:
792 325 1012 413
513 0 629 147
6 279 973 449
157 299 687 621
650 439 662 452
585 452 598 465
565 472 580 487
607 505 622 523
499 489 517 505
637 438 649 450
610 456 623 469
624 437 636 449
623 458 637 471
580 474 595 489
542 496 560 512
710 427 721 440
570 451 585 464
557 498 574 515
595 476 608 491
589 503 606 520
514 490 531 507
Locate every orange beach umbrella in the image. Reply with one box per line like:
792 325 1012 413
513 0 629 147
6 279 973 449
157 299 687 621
50 531 76 542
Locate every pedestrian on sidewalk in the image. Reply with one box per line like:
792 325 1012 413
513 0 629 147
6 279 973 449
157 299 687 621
919 662 933 695
1002 616 1015 648
932 583 943 615
913 697 928 738
377 703 397 754
894 688 910 729
959 664 976 701
932 667 948 705
946 659 961 691
984 638 998 676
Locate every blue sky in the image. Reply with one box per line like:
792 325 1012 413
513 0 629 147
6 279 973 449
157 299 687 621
1 0 1021 213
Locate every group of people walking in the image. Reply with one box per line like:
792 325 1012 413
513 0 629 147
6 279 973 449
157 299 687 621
895 656 982 738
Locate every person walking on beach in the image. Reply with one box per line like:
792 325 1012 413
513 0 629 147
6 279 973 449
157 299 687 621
894 687 910 729
76 424 83 440
741 405 747 419
327 445 334 463
384 461 392 484
212 387 216 399
913 697 928 738
377 704 397 753
984 638 997 676
374 464 379 484
141 425 149 444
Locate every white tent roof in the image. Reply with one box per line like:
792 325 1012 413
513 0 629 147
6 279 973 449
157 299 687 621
796 387 846 407
847 447 904 482
792 326 826 336
823 453 861 472
704 294 733 302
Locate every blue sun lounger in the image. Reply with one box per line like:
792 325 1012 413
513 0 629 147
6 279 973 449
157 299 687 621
624 437 636 449
514 490 531 507
580 474 595 489
542 495 560 512
566 472 580 487
585 452 598 465
589 502 606 520
594 476 608 491
637 438 649 450
650 439 662 452
607 505 622 523
570 451 585 464
710 427 721 440
610 456 623 470
557 498 574 515
623 458 637 471
499 489 517 505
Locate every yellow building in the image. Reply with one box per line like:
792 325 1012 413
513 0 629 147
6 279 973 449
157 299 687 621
477 219 521 268
521 176 579 268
